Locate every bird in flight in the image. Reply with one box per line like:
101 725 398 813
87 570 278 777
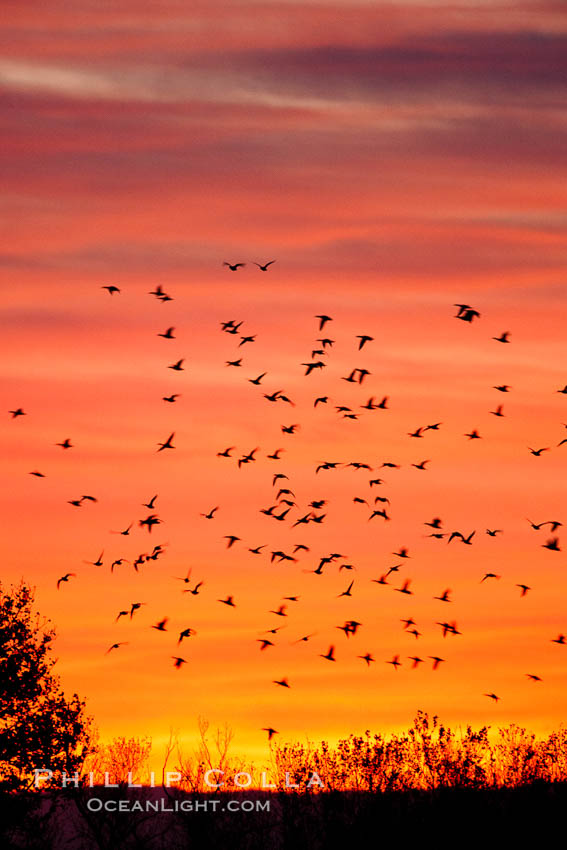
57 573 76 589
157 432 175 452
223 262 245 271
218 595 236 607
453 303 471 317
338 581 354 598
106 642 128 654
454 305 480 322
303 361 326 376
254 261 276 271
425 517 443 529
178 628 196 644
158 327 176 339
139 514 161 533
85 551 104 567
262 727 278 740
320 646 336 662
224 535 240 548
102 285 120 295
395 580 413 595
217 447 235 458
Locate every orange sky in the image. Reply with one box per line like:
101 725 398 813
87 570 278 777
2 0 567 766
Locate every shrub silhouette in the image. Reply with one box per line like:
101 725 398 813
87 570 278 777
269 711 567 791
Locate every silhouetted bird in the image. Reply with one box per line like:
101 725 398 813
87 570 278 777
107 643 127 654
315 315 333 330
57 573 76 589
157 432 175 452
320 646 336 662
262 727 278 740
484 693 500 702
219 595 236 607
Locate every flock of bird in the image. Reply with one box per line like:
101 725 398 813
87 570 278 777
9 270 567 741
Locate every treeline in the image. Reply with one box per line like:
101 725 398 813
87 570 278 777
16 712 567 793
269 711 567 791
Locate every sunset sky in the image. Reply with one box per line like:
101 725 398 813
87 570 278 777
2 0 567 766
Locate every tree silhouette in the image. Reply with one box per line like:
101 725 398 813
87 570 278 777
0 581 92 790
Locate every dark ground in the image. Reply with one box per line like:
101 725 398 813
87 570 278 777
1 783 558 849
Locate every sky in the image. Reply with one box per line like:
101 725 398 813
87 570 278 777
2 0 567 767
